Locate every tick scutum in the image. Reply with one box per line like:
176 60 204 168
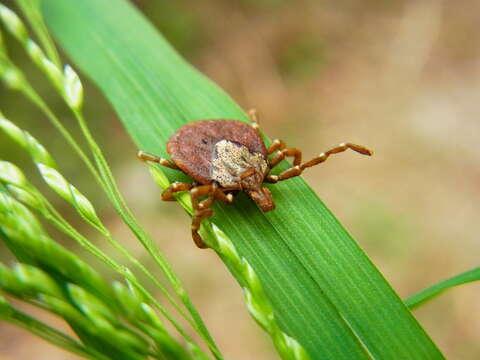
211 139 268 189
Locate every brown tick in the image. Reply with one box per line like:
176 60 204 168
138 110 372 248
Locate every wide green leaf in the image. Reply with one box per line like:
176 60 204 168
41 1 444 358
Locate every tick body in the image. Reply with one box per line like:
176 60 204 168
138 110 372 248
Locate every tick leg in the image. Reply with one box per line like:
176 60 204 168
248 112 286 161
268 147 302 169
190 184 218 249
191 208 213 248
240 167 256 179
214 189 234 204
191 184 216 209
247 108 261 132
266 142 373 183
161 182 194 201
267 139 286 155
266 139 302 170
137 150 179 170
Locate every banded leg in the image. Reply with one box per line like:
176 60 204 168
190 183 234 248
240 167 256 179
266 142 373 183
190 185 215 248
161 182 194 201
197 189 234 210
246 109 294 164
269 147 302 168
137 150 179 170
265 138 302 171
267 139 286 155
248 109 305 172
248 108 260 132
214 189 234 204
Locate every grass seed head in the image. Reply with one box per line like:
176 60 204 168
0 5 28 43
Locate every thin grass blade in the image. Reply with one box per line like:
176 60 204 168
406 267 480 310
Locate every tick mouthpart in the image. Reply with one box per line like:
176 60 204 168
248 187 275 212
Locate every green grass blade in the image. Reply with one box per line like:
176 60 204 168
41 0 444 358
14 0 61 67
405 267 480 310
0 297 109 360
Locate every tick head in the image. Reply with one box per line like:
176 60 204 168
248 186 275 212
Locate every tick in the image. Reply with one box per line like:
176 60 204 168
138 110 372 248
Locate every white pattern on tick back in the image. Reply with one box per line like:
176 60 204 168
210 140 268 189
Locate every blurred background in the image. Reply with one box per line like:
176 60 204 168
1 0 480 358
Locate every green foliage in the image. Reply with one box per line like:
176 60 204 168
406 267 480 310
149 166 310 360
40 0 445 359
0 190 177 359
0 2 218 359
1 1 475 359
0 294 109 360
